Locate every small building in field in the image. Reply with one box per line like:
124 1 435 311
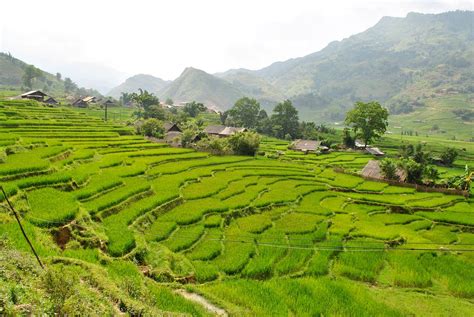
82 96 97 103
204 125 247 137
20 90 48 102
365 147 385 156
103 99 115 106
72 98 88 107
361 160 406 182
291 139 329 153
355 139 365 148
164 122 182 133
44 97 58 105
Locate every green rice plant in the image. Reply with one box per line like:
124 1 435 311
241 228 287 279
159 198 227 225
213 225 255 275
405 219 433 231
74 175 123 201
181 170 243 199
203 214 222 227
370 213 422 225
192 261 219 282
253 180 319 207
162 224 205 252
305 235 341 276
320 196 347 212
223 183 267 209
82 177 151 214
333 238 386 283
356 181 388 192
406 195 463 208
13 172 72 189
145 221 177 242
274 212 323 234
236 214 272 233
416 211 474 226
215 176 259 199
420 224 458 244
27 188 79 227
296 191 333 215
274 233 314 275
383 185 416 194
383 252 432 288
186 228 222 260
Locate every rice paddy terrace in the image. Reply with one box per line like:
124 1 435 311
1 100 473 315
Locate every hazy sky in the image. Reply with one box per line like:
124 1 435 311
1 0 472 90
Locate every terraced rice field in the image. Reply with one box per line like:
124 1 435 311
1 100 473 315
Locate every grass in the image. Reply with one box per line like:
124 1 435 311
26 188 78 226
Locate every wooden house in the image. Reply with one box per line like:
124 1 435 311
72 98 88 107
291 139 329 153
164 122 182 133
204 125 247 137
361 160 406 182
20 90 48 102
44 97 58 105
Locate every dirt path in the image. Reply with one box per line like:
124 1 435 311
175 289 228 316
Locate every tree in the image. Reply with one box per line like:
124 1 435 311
145 105 166 120
271 100 300 139
400 159 424 184
423 165 439 186
136 118 164 138
22 65 42 90
342 128 355 148
345 101 389 147
64 77 77 93
380 158 399 180
56 72 62 81
130 89 160 118
183 101 206 118
440 147 458 166
227 97 261 129
227 131 261 156
165 98 174 106
120 92 133 106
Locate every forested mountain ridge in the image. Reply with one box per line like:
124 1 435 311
110 10 473 122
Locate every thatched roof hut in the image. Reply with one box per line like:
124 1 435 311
20 90 48 101
361 160 406 182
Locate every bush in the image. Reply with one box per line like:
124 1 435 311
135 118 164 138
379 158 399 180
227 131 261 156
400 159 424 184
440 147 458 166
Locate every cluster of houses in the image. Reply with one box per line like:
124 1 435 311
160 123 248 146
16 90 115 108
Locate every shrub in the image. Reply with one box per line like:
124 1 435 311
135 118 164 138
440 147 458 166
379 158 399 180
41 265 78 315
399 159 424 184
227 131 261 156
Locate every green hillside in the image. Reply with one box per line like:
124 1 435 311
107 74 170 99
160 67 245 109
0 52 102 98
0 100 473 315
110 11 474 126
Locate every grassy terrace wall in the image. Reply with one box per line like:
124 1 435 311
0 100 473 315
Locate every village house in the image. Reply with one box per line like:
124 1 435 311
19 90 48 102
361 160 406 182
72 98 88 107
291 139 329 153
44 97 58 105
204 125 247 137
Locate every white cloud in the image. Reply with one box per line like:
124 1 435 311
1 0 472 89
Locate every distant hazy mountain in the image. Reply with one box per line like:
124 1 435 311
108 74 171 98
160 67 244 109
108 10 473 121
0 52 101 97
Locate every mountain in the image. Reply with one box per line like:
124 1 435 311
250 10 474 120
160 67 244 109
108 10 473 122
0 52 102 97
107 74 170 98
